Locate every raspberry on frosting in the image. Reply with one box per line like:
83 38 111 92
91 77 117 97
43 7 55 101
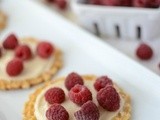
55 0 67 9
136 43 153 60
74 101 100 120
46 104 69 120
94 76 113 91
15 45 32 60
3 34 19 50
97 86 120 111
65 72 84 90
133 0 160 8
45 87 65 104
100 0 122 6
6 58 23 76
68 84 92 106
37 41 54 59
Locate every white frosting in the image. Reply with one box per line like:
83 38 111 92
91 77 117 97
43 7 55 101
0 40 54 81
35 79 124 120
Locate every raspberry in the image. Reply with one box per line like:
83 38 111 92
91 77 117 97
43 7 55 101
136 43 153 60
46 104 69 120
74 101 100 120
46 0 55 3
15 45 32 61
89 0 101 5
6 58 23 76
0 47 2 57
69 84 92 106
65 72 84 90
122 0 132 6
55 0 67 9
94 76 113 91
45 87 65 104
3 34 19 49
97 86 120 111
37 41 54 59
100 0 122 6
133 0 160 8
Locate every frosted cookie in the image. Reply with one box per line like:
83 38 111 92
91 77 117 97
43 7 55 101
23 72 131 120
0 34 62 90
0 11 7 30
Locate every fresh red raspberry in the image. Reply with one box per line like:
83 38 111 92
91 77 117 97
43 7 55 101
46 104 69 120
122 0 132 6
45 87 65 104
97 86 120 111
94 76 113 91
46 0 55 3
100 0 122 6
89 0 101 5
65 72 84 90
15 45 32 61
3 34 19 50
37 41 54 59
74 101 100 120
136 43 153 60
6 58 23 76
133 0 160 8
55 0 67 9
69 84 92 106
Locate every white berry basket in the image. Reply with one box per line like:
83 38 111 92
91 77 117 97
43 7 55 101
71 0 160 40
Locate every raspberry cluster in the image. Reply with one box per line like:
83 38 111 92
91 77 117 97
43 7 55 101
89 0 160 8
1 33 54 76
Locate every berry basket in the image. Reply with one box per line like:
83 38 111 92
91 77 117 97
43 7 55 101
71 0 160 40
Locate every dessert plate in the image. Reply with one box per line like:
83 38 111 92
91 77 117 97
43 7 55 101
0 0 160 120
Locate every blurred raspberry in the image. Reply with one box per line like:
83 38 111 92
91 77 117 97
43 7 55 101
133 0 160 8
37 41 54 59
46 0 55 3
45 87 65 104
100 0 122 6
136 43 153 60
65 72 84 90
46 104 69 120
122 0 132 6
0 47 2 57
15 45 32 61
94 76 113 91
97 86 120 111
55 0 67 9
69 84 92 106
89 0 101 5
3 34 19 50
6 58 23 76
74 101 100 120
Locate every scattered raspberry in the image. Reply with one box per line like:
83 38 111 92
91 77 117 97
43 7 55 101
3 34 19 50
74 101 99 120
136 43 153 60
55 0 67 9
69 84 92 106
37 41 54 59
134 0 160 8
65 72 84 90
97 86 120 111
45 87 65 104
100 0 122 6
6 58 23 76
94 76 113 91
15 45 32 61
46 104 69 120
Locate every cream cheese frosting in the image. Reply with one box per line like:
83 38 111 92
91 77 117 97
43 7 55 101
34 78 124 120
0 39 54 81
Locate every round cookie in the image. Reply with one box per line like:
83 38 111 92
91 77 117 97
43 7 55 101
23 75 131 120
0 37 62 90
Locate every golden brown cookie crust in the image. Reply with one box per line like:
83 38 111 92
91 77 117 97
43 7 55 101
0 38 63 90
0 11 7 30
23 75 131 120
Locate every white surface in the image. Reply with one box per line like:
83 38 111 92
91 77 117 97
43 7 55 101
71 0 160 40
0 0 160 120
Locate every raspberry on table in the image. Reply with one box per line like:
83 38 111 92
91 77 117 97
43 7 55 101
6 58 23 76
45 87 65 104
46 104 69 120
3 34 19 50
69 84 92 106
94 76 113 91
37 41 54 59
100 0 122 6
74 101 100 120
65 72 84 90
15 45 32 61
136 43 153 60
97 86 120 111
